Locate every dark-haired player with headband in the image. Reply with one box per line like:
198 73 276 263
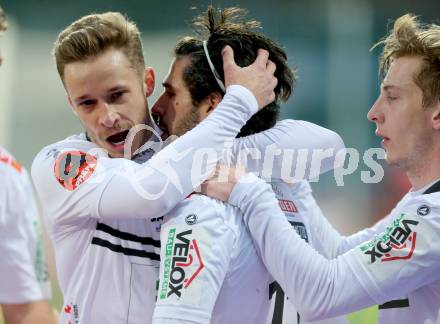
0 6 57 324
152 7 346 324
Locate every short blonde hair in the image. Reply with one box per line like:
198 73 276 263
0 6 7 34
53 12 145 80
373 14 440 107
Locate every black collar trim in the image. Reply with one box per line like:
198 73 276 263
423 179 440 195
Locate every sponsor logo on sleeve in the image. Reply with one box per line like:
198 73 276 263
360 213 419 264
356 211 437 283
54 151 97 191
159 226 208 304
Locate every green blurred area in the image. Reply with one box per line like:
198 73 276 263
348 306 378 324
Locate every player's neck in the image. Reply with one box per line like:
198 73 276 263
406 145 440 190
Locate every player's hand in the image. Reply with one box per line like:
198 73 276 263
222 45 277 110
200 164 245 202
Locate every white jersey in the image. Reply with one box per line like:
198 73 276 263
265 181 348 324
0 147 51 303
31 85 345 323
153 194 271 324
31 86 259 323
231 175 440 324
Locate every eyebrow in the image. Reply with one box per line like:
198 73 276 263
107 85 126 93
73 94 91 104
162 82 174 91
381 84 400 92
73 85 127 103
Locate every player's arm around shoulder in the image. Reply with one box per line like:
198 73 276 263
154 195 236 324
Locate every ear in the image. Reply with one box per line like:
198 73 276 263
203 92 223 115
432 100 440 131
144 67 155 97
67 94 78 116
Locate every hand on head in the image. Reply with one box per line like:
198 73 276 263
222 45 278 110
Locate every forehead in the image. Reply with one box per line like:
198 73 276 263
163 56 192 88
63 49 138 94
383 56 424 89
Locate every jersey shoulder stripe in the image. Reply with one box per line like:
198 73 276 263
423 180 440 195
91 222 160 261
96 222 160 247
91 237 160 261
378 298 409 310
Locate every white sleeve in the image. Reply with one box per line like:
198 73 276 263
153 198 236 324
229 120 345 181
229 175 440 321
32 85 257 227
154 320 199 324
334 214 394 255
0 166 51 303
307 203 394 258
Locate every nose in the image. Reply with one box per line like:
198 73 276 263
151 95 166 118
99 102 120 128
367 96 384 124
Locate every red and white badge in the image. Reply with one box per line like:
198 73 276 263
54 151 97 191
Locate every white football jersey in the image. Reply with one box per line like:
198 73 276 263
231 175 440 324
0 147 51 303
31 84 345 323
154 194 272 324
31 86 259 323
265 180 348 324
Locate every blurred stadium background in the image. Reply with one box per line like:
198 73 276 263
0 0 439 323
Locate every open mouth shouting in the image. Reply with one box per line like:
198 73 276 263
106 129 130 151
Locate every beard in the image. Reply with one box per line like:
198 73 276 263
172 108 202 137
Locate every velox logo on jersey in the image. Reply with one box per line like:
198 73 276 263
54 151 97 191
356 211 437 283
159 226 208 304
360 213 419 264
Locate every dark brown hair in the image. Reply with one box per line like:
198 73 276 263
174 6 296 137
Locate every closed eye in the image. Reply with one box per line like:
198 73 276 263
79 99 97 107
109 91 127 102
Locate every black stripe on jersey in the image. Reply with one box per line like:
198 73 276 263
96 222 160 247
378 298 409 310
423 180 440 195
91 237 160 261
